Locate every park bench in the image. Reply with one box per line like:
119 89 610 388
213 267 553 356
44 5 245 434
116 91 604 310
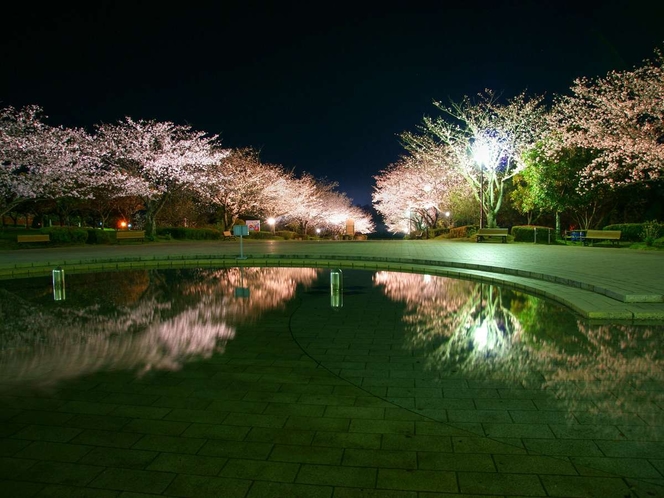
116 230 145 243
17 234 50 243
582 229 621 246
476 228 508 243
223 230 236 240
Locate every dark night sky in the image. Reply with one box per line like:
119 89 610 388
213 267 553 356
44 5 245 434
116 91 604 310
2 1 664 206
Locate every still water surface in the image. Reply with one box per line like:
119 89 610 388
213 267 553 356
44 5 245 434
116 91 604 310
1 267 663 477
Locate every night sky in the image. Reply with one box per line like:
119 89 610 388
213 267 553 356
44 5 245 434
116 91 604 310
2 1 663 206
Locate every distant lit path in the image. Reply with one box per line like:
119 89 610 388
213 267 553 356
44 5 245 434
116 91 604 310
1 239 663 320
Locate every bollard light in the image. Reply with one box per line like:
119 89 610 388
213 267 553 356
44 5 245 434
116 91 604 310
330 269 343 309
52 267 65 301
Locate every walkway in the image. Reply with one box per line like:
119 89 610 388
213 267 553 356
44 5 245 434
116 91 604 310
1 239 664 320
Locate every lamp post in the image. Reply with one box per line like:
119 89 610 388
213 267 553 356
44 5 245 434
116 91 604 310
473 143 491 230
267 217 275 234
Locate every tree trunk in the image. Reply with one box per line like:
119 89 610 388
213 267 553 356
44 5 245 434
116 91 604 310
144 194 170 238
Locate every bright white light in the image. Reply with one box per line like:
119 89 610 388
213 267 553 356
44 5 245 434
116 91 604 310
423 184 432 193
423 274 432 284
267 217 275 226
473 142 492 167
316 228 321 234
445 211 450 217
473 321 489 351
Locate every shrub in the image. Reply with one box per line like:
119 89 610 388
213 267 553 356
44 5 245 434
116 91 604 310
603 223 644 242
86 229 113 244
248 231 280 240
157 227 222 240
41 227 88 244
275 230 298 240
449 225 477 239
640 220 661 246
512 225 555 243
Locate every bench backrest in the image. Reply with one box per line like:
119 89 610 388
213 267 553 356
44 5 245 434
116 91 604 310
17 234 50 242
477 228 508 235
223 231 232 236
586 229 621 238
117 230 145 238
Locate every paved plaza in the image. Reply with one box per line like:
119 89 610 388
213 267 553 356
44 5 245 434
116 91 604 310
0 239 663 497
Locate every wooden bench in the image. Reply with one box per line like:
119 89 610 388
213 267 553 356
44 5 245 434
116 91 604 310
583 229 621 246
116 230 145 243
223 230 236 240
476 228 508 243
17 234 50 243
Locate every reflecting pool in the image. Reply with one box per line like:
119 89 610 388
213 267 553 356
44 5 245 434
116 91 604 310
0 267 663 495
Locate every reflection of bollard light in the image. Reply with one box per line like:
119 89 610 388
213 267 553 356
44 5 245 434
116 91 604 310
330 269 343 309
52 267 65 301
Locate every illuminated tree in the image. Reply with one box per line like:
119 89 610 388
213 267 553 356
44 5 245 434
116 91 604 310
94 117 228 237
0 105 102 218
548 49 664 188
372 154 470 234
402 90 547 227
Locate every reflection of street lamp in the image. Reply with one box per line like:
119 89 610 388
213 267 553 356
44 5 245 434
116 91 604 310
267 217 275 234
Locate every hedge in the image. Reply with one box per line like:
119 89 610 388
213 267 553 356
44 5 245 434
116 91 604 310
448 225 477 239
41 227 88 244
156 227 222 240
511 225 555 243
86 229 114 244
603 223 646 242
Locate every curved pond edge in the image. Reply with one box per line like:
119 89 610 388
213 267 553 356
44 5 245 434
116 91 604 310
1 253 663 322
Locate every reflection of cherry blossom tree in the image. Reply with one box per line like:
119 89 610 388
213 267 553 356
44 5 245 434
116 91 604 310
374 271 664 429
0 267 320 391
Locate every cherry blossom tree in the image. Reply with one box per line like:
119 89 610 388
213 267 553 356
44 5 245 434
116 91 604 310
402 89 547 228
548 49 664 188
201 148 295 229
372 154 470 234
94 117 228 237
0 105 102 218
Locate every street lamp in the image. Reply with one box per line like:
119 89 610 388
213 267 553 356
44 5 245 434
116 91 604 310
267 217 276 234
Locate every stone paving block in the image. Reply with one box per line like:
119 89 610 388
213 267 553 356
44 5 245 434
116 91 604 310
571 456 662 478
414 398 475 411
483 423 556 439
342 448 417 469
382 434 452 452
494 454 578 475
131 434 205 454
222 412 288 429
64 414 131 431
458 471 546 496
121 418 189 436
80 446 158 469
14 460 104 487
0 479 45 497
509 410 574 424
246 481 332 498
56 401 117 415
349 419 413 435
549 424 624 440
324 406 385 420
383 408 430 422
219 458 300 482
311 431 382 449
205 399 269 413
285 415 350 432
244 427 315 445
152 396 212 410
418 452 495 473
523 438 603 457
447 409 512 424
296 463 376 487
474 398 538 411
415 421 482 436
540 474 634 497
35 483 120 497
15 441 93 463
109 405 171 420
377 468 457 492
595 440 664 458
333 487 417 498
12 425 82 443
10 411 75 426
146 453 228 476
243 391 302 403
452 436 526 454
181 423 250 441
70 429 143 449
0 455 38 479
197 439 273 460
0 437 32 456
100 393 160 406
269 444 343 465
163 408 228 424
90 467 175 494
354 396 396 408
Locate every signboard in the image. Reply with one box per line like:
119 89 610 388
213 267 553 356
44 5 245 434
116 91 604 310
246 220 261 232
233 225 249 236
